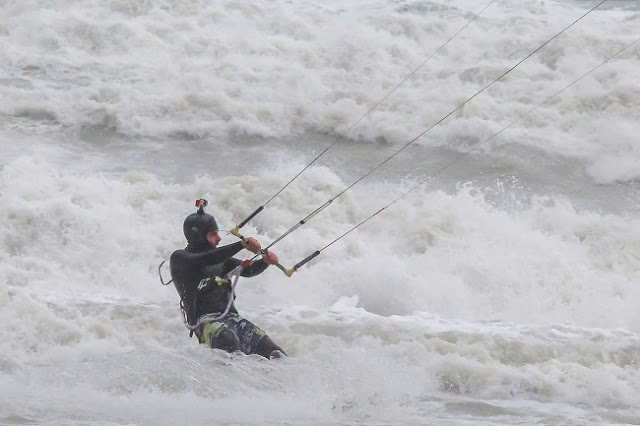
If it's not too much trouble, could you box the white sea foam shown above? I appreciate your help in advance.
[1,0,639,424]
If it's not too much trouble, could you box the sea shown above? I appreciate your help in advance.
[1,0,639,425]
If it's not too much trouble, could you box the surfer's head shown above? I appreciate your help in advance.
[183,199,219,248]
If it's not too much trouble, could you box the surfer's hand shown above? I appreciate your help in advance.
[241,237,261,254]
[261,250,279,265]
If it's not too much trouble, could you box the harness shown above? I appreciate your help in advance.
[159,258,250,335]
[184,262,245,332]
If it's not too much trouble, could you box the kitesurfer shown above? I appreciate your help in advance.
[169,200,286,359]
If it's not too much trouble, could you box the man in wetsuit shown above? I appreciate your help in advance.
[170,200,286,359]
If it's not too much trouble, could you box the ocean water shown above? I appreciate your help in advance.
[1,0,639,425]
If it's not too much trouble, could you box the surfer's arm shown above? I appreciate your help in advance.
[178,242,244,267]
[222,258,270,277]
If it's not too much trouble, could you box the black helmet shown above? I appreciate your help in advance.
[183,199,218,246]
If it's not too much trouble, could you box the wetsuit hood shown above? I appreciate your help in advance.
[183,211,218,251]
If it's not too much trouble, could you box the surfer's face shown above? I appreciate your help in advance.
[206,230,221,247]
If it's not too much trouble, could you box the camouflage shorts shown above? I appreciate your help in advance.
[197,313,267,355]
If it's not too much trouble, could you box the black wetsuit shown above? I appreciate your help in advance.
[170,241,285,358]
